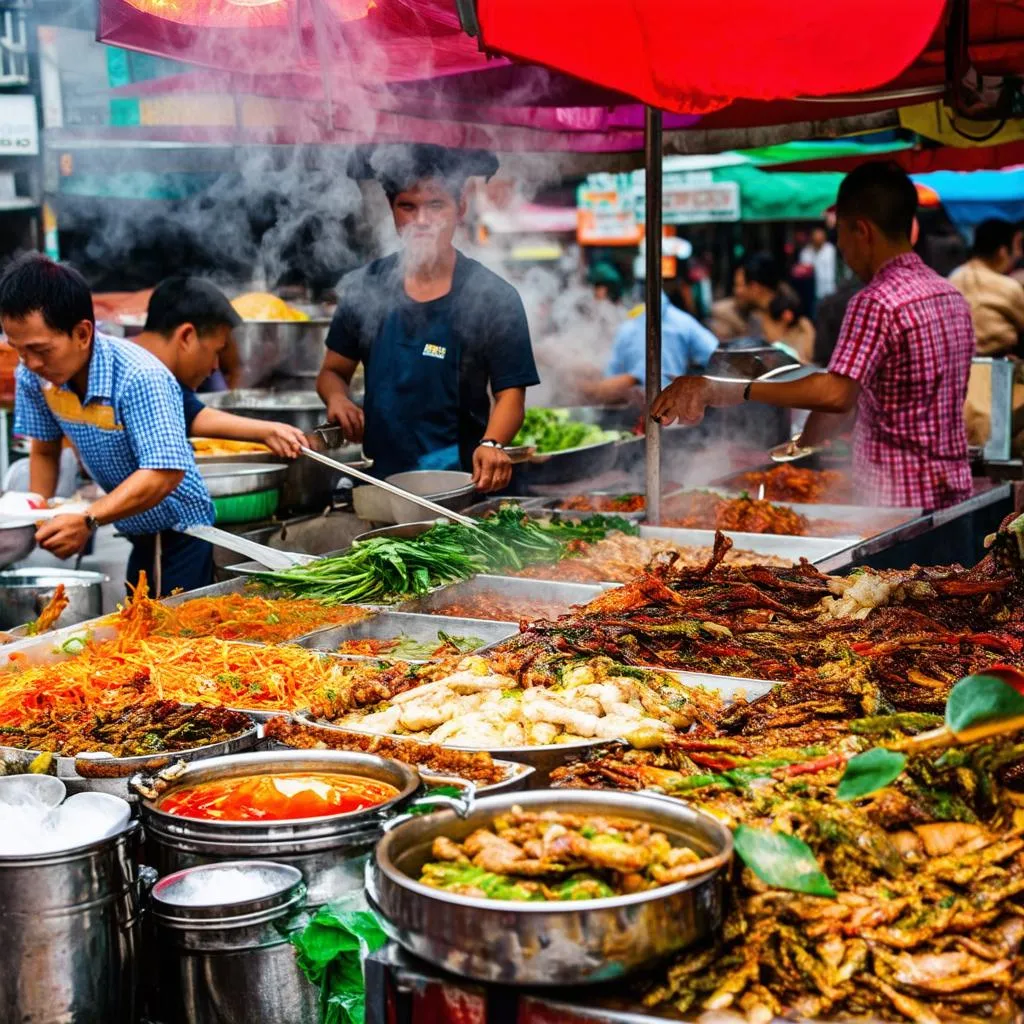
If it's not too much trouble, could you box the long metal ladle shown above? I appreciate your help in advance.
[299,447,479,528]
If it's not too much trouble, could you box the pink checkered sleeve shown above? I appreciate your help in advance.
[828,290,893,387]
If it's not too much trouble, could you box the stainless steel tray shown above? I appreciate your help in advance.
[401,574,613,620]
[290,712,609,788]
[464,496,550,518]
[638,525,855,565]
[0,724,259,798]
[293,611,517,654]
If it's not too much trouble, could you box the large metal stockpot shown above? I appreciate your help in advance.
[136,749,420,905]
[368,789,732,986]
[0,567,108,630]
[0,822,142,1024]
[148,861,318,1024]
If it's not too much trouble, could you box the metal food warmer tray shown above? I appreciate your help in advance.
[365,902,795,1024]
[292,611,519,656]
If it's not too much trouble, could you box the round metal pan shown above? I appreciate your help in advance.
[368,788,732,986]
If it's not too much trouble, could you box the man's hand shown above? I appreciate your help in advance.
[472,445,512,493]
[259,421,307,459]
[35,514,93,560]
[651,377,744,426]
[325,396,365,443]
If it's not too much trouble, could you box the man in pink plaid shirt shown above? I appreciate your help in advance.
[652,162,975,510]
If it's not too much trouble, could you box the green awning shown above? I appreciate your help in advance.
[710,164,844,221]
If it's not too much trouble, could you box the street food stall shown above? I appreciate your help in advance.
[5,1,1024,1023]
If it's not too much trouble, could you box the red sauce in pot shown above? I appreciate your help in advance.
[157,772,398,821]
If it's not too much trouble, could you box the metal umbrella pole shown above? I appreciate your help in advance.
[644,105,664,525]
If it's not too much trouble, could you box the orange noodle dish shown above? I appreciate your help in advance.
[113,572,369,644]
[157,772,399,821]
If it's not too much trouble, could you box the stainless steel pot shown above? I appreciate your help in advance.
[0,524,35,569]
[148,861,318,1024]
[368,789,732,986]
[0,568,108,630]
[384,470,477,525]
[0,822,142,1023]
[233,320,331,388]
[284,424,371,514]
[135,749,420,905]
[201,390,327,435]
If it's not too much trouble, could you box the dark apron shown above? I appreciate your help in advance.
[362,294,463,480]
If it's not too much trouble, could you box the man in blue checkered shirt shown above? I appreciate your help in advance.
[3,254,215,596]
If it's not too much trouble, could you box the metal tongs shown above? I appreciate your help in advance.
[299,447,479,528]
[177,524,317,570]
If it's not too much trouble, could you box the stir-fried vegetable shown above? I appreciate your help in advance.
[512,407,623,453]
[252,507,636,604]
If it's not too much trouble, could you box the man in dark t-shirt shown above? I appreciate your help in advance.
[317,145,539,491]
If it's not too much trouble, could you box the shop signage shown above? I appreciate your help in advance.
[0,95,38,156]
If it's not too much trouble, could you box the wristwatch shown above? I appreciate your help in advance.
[478,439,505,450]
[83,513,99,532]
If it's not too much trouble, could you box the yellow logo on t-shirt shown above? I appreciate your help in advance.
[43,388,122,431]
[422,344,447,360]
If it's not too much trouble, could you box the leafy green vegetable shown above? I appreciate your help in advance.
[251,506,634,604]
[389,632,484,660]
[408,785,464,814]
[733,824,836,897]
[420,862,542,901]
[291,899,388,1024]
[837,748,907,801]
[946,673,1024,735]
[512,407,624,453]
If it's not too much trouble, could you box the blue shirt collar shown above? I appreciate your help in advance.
[63,331,114,404]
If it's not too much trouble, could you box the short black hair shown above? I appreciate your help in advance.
[972,218,1018,260]
[743,252,782,291]
[836,161,918,241]
[366,144,499,204]
[0,253,94,334]
[767,290,803,323]
[144,276,241,336]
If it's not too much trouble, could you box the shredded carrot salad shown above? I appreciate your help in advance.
[115,573,368,644]
[0,636,395,722]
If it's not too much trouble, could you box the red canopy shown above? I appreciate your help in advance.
[473,0,948,114]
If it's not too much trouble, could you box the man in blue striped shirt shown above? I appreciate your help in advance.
[4,254,215,596]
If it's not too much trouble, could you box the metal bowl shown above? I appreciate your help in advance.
[197,462,289,498]
[233,320,331,388]
[136,749,421,906]
[201,390,327,435]
[368,788,732,986]
[0,568,109,631]
[384,471,477,525]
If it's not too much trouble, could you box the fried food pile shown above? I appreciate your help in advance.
[511,533,791,584]
[554,693,1024,1022]
[263,717,509,785]
[0,698,252,757]
[735,465,854,504]
[322,655,719,749]
[557,494,646,514]
[490,534,1024,708]
[419,806,707,901]
[661,491,812,536]
[420,590,575,624]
